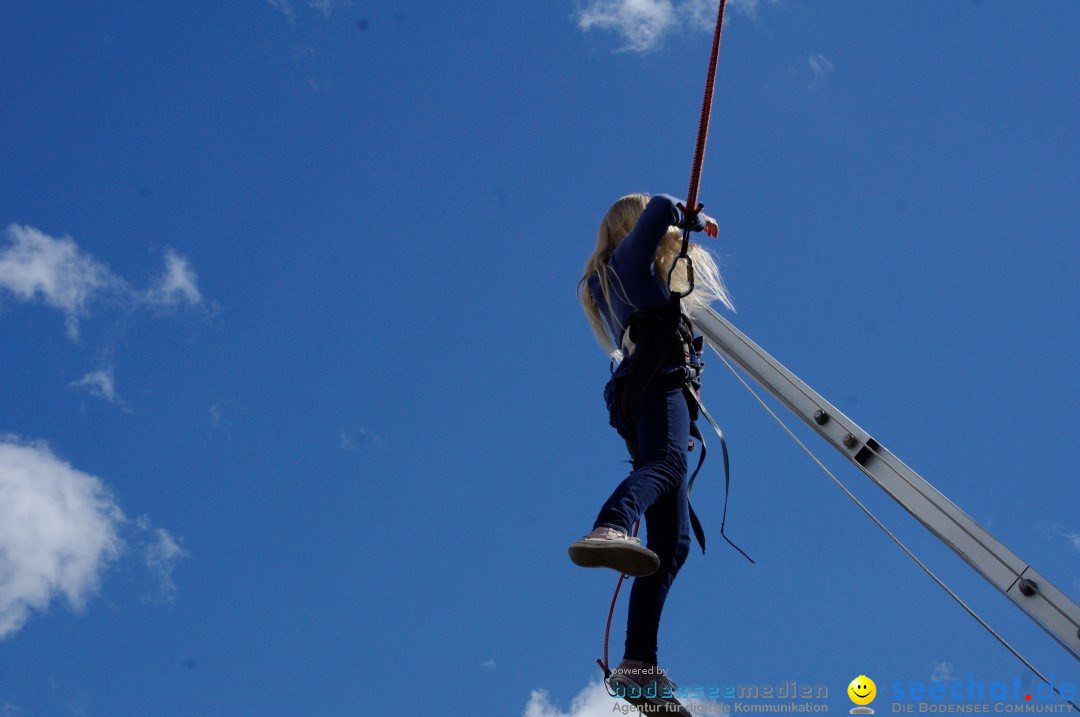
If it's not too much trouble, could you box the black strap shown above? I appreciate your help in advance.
[686,386,754,563]
[687,420,708,553]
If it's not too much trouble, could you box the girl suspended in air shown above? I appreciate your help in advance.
[570,193,733,712]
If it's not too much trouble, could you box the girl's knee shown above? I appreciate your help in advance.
[638,448,687,492]
[672,532,691,571]
[650,530,692,574]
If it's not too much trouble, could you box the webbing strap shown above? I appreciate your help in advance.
[686,388,754,563]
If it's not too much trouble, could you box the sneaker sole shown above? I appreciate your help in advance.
[567,540,660,577]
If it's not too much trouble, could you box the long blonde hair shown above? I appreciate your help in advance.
[577,193,735,357]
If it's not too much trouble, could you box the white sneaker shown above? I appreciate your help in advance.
[567,527,660,577]
[609,660,687,714]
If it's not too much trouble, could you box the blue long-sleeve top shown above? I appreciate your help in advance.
[587,194,696,346]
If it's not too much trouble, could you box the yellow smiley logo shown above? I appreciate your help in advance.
[848,675,876,706]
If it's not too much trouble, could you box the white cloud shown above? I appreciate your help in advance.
[340,426,373,451]
[0,224,123,339]
[70,366,123,405]
[1045,525,1080,554]
[0,436,124,639]
[577,0,676,53]
[141,524,187,603]
[144,249,201,307]
[308,0,338,17]
[209,403,226,428]
[931,661,959,683]
[682,0,721,29]
[726,0,779,19]
[208,400,240,442]
[576,0,777,51]
[808,53,835,88]
[524,682,617,717]
[482,659,496,670]
[0,438,188,637]
[267,0,295,20]
[268,0,340,21]
[0,224,203,339]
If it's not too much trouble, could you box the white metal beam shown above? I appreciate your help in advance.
[691,305,1080,661]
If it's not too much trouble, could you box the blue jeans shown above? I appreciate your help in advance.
[595,382,692,666]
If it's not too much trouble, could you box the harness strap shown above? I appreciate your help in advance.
[687,420,708,553]
[686,388,754,563]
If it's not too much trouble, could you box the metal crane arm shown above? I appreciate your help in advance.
[691,305,1080,661]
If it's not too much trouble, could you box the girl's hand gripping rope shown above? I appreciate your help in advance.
[703,214,718,238]
[677,202,719,238]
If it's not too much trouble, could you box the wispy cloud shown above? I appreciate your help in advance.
[308,0,339,18]
[136,519,187,603]
[70,365,124,406]
[727,0,778,19]
[576,0,676,53]
[0,436,124,639]
[575,0,777,52]
[144,249,201,307]
[1046,525,1080,554]
[208,400,241,442]
[808,52,835,88]
[340,425,374,451]
[931,661,959,683]
[0,224,203,340]
[0,225,122,339]
[267,0,295,20]
[209,401,232,429]
[267,0,340,21]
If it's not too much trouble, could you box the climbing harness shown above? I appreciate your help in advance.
[609,300,751,561]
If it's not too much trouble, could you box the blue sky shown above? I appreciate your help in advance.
[1,1,1078,715]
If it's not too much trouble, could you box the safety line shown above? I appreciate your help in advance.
[599,518,640,690]
[686,0,728,214]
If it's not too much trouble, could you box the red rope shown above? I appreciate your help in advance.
[598,520,639,679]
[685,0,728,216]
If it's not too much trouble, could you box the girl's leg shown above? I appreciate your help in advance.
[593,385,690,535]
[619,386,692,665]
[623,474,691,664]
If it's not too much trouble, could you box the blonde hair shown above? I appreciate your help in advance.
[577,193,735,357]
